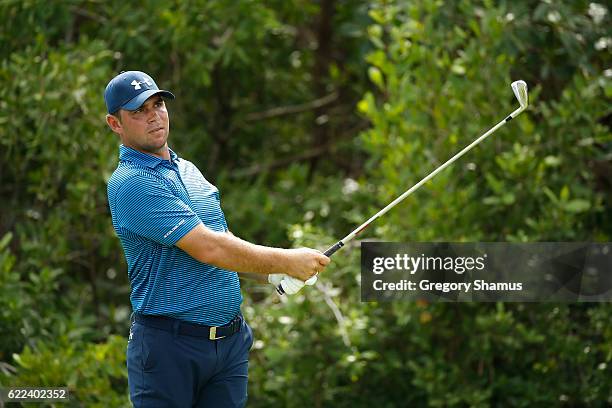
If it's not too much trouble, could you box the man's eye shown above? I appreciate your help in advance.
[155,101,163,107]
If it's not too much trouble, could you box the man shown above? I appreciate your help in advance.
[104,71,330,407]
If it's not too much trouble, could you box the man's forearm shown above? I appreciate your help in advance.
[208,231,292,275]
[177,224,292,275]
[228,230,271,280]
[177,223,328,281]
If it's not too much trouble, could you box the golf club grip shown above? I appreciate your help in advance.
[324,241,344,257]
[277,241,344,295]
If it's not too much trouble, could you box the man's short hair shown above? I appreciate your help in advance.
[110,110,122,122]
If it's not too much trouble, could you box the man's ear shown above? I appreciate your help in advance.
[106,113,122,135]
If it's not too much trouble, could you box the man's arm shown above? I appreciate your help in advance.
[176,224,329,281]
[112,174,326,282]
[226,230,268,283]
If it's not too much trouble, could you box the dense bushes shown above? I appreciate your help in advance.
[1,1,610,406]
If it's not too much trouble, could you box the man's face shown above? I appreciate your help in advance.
[106,95,170,157]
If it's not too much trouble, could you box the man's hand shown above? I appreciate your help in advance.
[268,274,318,295]
[284,248,330,281]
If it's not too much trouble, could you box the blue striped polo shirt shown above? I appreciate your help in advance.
[107,145,242,326]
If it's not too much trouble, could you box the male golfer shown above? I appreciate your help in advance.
[104,70,329,407]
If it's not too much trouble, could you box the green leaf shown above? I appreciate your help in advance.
[483,196,500,205]
[368,66,385,90]
[560,185,569,202]
[0,232,13,250]
[502,193,516,205]
[543,156,562,167]
[368,9,385,24]
[563,199,590,213]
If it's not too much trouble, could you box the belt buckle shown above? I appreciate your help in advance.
[209,326,226,340]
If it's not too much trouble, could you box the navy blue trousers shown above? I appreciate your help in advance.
[127,317,253,407]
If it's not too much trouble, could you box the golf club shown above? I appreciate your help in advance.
[277,80,529,295]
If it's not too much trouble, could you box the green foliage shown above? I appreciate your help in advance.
[1,0,611,406]
[358,0,611,243]
[0,38,126,351]
[245,228,612,407]
[7,335,129,407]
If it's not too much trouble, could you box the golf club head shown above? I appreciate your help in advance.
[511,80,528,109]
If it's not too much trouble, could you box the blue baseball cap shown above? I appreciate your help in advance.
[104,71,175,114]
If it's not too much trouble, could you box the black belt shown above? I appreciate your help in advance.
[134,313,242,340]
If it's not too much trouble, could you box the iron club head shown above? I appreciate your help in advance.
[511,80,528,109]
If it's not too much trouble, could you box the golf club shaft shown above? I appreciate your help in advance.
[323,105,525,257]
[277,102,526,295]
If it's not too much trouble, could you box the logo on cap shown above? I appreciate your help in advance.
[131,78,153,90]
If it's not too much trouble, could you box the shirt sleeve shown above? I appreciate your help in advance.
[114,174,202,246]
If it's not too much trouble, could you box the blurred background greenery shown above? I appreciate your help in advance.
[0,0,611,406]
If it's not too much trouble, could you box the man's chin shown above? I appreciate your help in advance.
[148,135,168,149]
[138,140,168,157]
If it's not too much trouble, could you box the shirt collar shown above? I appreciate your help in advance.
[169,148,178,163]
[119,145,179,169]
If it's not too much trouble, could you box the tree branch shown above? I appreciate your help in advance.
[230,120,368,178]
[230,144,330,178]
[317,280,351,348]
[244,92,338,122]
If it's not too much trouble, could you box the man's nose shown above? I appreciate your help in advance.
[147,108,161,122]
